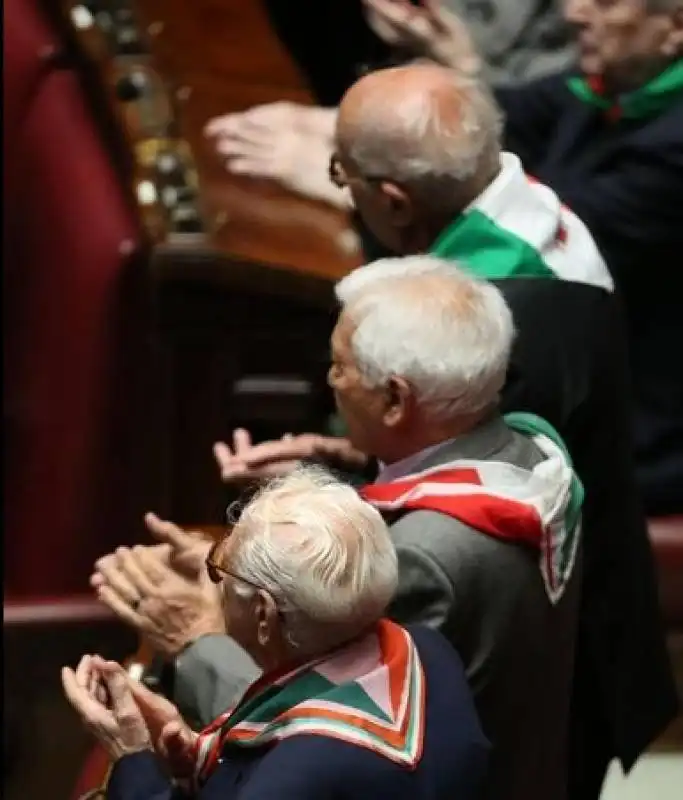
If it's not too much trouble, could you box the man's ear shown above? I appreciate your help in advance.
[380,182,414,227]
[255,589,279,645]
[383,376,414,428]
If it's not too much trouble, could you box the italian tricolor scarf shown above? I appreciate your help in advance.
[430,152,613,291]
[192,620,425,786]
[361,413,583,605]
[567,60,683,122]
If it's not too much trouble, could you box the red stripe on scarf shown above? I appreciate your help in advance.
[361,481,544,547]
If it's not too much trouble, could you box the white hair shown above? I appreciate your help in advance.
[342,66,502,205]
[230,465,398,651]
[335,256,515,419]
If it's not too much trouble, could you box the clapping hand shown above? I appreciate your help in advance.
[62,656,152,761]
[91,514,225,658]
[214,428,369,485]
[62,655,198,775]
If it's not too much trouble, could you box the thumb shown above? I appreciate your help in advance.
[145,512,192,552]
[127,679,181,729]
[160,720,197,777]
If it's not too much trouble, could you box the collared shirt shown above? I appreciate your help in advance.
[376,438,460,484]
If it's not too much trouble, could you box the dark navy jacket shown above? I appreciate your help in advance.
[490,73,682,781]
[107,625,489,800]
[354,72,681,782]
[498,71,683,515]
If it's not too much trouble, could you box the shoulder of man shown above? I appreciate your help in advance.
[389,507,537,580]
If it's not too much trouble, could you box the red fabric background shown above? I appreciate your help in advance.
[4,0,154,597]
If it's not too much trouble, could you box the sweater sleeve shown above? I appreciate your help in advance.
[172,635,260,728]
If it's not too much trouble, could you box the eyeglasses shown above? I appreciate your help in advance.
[205,536,264,592]
[329,153,347,189]
[329,153,388,190]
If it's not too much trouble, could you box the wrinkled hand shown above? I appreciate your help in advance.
[214,428,369,485]
[91,516,225,657]
[205,102,337,141]
[361,0,481,74]
[126,678,197,779]
[62,656,152,761]
[204,104,348,208]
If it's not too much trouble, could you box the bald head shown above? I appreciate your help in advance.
[337,64,502,209]
[334,255,515,420]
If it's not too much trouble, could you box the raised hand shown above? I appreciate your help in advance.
[62,657,152,760]
[204,104,347,207]
[214,429,369,486]
[205,102,336,142]
[91,532,225,657]
[361,0,481,74]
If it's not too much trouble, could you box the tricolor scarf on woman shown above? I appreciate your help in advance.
[567,60,683,122]
[361,413,583,605]
[192,620,425,787]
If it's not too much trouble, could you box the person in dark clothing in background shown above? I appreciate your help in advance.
[368,0,683,515]
[210,0,683,514]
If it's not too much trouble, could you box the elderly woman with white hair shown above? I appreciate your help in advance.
[63,467,488,800]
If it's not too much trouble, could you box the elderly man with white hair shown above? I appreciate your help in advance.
[95,259,585,800]
[64,466,488,799]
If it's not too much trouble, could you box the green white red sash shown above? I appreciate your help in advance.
[568,60,683,121]
[361,414,582,604]
[429,152,613,291]
[193,620,426,786]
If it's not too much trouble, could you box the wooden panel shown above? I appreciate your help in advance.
[58,0,361,287]
[154,278,335,525]
[47,1,350,525]
[3,605,135,800]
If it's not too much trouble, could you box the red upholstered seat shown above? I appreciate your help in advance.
[4,0,152,597]
[3,0,59,184]
[648,516,683,629]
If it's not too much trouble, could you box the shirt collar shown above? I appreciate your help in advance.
[375,438,460,484]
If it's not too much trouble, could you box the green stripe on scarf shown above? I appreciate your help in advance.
[504,411,584,576]
[224,670,393,732]
[568,60,683,120]
[430,208,556,280]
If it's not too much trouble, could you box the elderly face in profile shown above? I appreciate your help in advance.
[564,0,683,88]
[196,468,399,671]
[332,64,503,256]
